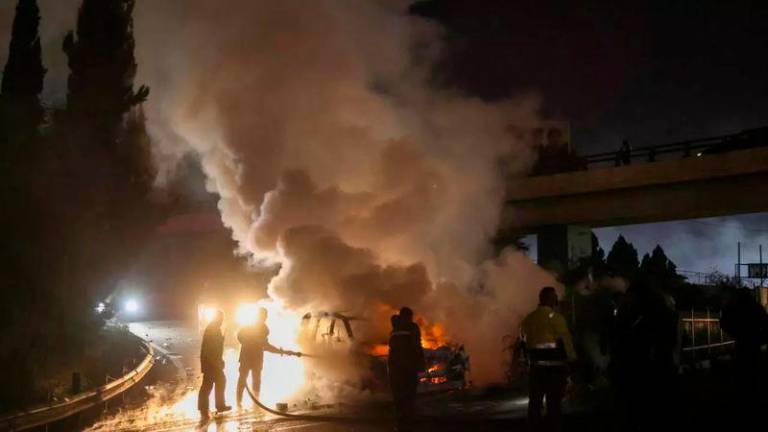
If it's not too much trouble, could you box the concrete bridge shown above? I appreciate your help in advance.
[501,132,768,274]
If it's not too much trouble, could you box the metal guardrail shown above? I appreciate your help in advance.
[584,126,768,167]
[677,270,711,286]
[0,339,154,431]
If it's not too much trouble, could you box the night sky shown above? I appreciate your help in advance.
[411,0,768,275]
[2,0,768,275]
[414,0,768,150]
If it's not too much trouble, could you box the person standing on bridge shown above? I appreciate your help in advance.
[521,287,576,432]
[198,310,231,419]
[235,307,291,408]
[616,139,632,166]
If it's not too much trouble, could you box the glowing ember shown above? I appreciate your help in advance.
[369,344,389,357]
[420,376,449,384]
[427,363,445,373]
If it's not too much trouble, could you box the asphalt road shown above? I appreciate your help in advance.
[84,320,543,432]
[90,319,761,432]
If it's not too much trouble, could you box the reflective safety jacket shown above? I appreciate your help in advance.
[521,306,576,366]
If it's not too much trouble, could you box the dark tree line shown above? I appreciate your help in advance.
[0,0,162,410]
[590,234,737,309]
[0,0,45,148]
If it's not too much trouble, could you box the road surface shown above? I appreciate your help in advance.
[83,320,543,432]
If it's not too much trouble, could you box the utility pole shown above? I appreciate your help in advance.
[736,241,741,284]
[759,245,764,289]
[759,244,764,304]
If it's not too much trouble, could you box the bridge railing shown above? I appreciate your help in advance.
[584,127,768,168]
[680,309,734,364]
[677,270,711,286]
[0,339,154,431]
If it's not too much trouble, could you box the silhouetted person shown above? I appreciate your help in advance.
[198,310,231,419]
[721,288,768,410]
[521,287,576,432]
[236,307,285,407]
[616,139,632,166]
[388,307,426,432]
[608,280,678,431]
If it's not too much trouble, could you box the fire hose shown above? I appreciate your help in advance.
[244,383,385,422]
[244,351,502,423]
[244,349,384,422]
[244,383,509,425]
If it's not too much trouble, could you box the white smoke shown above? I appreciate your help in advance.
[131,0,550,385]
[1,0,553,386]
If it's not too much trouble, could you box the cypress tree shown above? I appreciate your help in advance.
[62,0,149,143]
[0,0,46,146]
[640,245,684,291]
[606,235,640,279]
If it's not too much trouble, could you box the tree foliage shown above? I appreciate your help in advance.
[0,0,161,409]
[638,245,685,300]
[606,235,639,279]
[640,245,681,282]
[62,0,148,142]
[0,0,45,146]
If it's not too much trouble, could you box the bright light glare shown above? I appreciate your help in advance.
[86,300,308,428]
[198,305,218,325]
[95,302,106,314]
[258,300,306,406]
[235,303,261,326]
[125,299,140,313]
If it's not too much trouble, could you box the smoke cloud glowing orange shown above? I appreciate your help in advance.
[132,0,560,393]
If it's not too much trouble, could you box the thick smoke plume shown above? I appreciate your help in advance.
[131,0,553,385]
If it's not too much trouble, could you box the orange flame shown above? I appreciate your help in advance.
[369,344,389,357]
[418,320,448,349]
[365,304,451,355]
[420,375,449,384]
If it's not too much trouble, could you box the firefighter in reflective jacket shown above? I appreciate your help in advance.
[521,287,576,432]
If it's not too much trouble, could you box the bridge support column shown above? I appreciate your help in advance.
[536,225,593,278]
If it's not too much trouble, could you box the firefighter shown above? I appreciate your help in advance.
[388,307,426,432]
[235,307,288,407]
[521,287,576,432]
[198,309,231,419]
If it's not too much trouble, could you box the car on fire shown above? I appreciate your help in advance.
[299,311,470,393]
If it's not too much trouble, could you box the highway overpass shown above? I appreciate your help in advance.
[501,139,768,274]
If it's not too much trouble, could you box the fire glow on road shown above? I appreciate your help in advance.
[188,300,307,411]
[90,303,307,430]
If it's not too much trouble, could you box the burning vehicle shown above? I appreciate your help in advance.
[192,297,469,407]
[299,311,470,394]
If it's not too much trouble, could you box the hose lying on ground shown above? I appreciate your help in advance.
[244,383,515,424]
[244,384,388,422]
